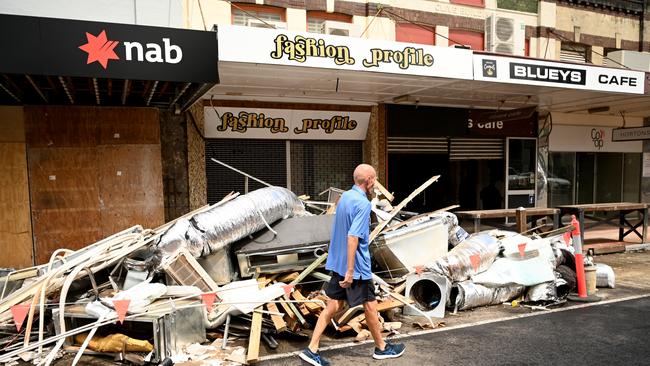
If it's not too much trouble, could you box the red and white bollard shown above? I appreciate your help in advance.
[571,215,588,298]
[568,215,600,302]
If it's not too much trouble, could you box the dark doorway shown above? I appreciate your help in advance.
[388,153,451,213]
[388,153,504,214]
[451,159,504,211]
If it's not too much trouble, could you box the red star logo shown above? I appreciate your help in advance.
[78,30,119,69]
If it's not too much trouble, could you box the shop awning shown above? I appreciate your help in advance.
[209,25,650,118]
[0,14,218,109]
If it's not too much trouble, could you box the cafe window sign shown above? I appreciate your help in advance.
[204,107,370,140]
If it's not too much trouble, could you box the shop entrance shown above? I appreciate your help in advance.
[388,153,504,213]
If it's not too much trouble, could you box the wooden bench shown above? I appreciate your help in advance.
[455,208,560,234]
[557,203,648,246]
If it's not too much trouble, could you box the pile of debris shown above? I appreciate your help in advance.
[0,176,616,365]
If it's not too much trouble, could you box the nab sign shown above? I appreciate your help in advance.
[0,14,217,83]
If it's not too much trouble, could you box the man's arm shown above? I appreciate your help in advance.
[340,235,359,288]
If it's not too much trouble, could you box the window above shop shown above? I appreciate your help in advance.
[560,42,591,64]
[449,29,484,51]
[306,11,354,36]
[395,23,435,46]
[231,3,286,29]
[449,0,485,7]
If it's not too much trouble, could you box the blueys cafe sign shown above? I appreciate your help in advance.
[474,54,645,95]
[204,107,370,140]
[217,25,474,80]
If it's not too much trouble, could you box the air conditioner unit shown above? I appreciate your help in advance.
[322,20,359,37]
[246,18,287,29]
[485,15,525,56]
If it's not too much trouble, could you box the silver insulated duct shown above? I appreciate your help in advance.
[449,280,524,311]
[425,232,501,283]
[156,187,307,258]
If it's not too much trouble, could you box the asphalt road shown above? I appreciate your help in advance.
[268,295,650,366]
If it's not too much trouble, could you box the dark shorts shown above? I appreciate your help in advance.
[325,272,376,307]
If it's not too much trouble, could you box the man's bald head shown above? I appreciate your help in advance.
[353,164,376,193]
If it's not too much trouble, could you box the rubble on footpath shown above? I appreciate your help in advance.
[0,176,616,365]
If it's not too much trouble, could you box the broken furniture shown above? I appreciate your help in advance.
[557,202,648,253]
[455,208,560,234]
[53,300,205,363]
[372,218,448,279]
[235,215,333,277]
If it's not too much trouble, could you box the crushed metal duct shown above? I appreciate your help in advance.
[449,280,524,311]
[156,187,307,258]
[425,232,501,282]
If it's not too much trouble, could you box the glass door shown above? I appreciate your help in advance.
[506,138,537,208]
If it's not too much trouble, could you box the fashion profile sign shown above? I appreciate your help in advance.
[0,14,217,83]
[217,25,474,80]
[474,54,645,94]
[204,107,370,140]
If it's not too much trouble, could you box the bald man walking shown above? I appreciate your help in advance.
[299,164,405,366]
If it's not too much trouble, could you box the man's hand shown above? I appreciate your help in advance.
[339,270,354,288]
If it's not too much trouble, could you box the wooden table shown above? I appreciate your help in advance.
[456,208,560,233]
[557,202,648,245]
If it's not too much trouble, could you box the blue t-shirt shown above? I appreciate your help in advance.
[325,185,372,280]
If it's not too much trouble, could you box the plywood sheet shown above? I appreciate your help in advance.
[28,147,101,264]
[0,143,33,268]
[0,107,25,143]
[98,107,159,145]
[25,106,98,147]
[98,145,164,236]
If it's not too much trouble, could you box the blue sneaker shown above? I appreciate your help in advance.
[299,348,330,366]
[373,342,406,359]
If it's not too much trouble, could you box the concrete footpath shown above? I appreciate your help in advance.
[261,249,650,365]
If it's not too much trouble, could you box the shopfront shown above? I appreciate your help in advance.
[386,104,538,212]
[548,125,643,207]
[202,102,371,201]
[208,24,650,215]
[0,14,217,266]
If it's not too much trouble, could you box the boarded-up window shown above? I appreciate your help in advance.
[449,29,484,51]
[395,23,435,45]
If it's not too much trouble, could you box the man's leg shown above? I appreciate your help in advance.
[363,300,386,351]
[308,299,343,352]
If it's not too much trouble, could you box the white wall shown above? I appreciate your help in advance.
[0,0,183,27]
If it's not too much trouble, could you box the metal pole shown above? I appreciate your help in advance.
[210,158,272,187]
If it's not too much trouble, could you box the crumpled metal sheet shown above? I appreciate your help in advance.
[156,187,306,258]
[430,212,468,247]
[525,281,558,302]
[449,280,524,311]
[425,232,501,282]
